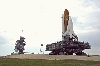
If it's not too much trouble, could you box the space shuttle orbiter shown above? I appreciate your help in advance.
[62,9,78,41]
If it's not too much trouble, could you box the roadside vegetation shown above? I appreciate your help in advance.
[0,58,100,66]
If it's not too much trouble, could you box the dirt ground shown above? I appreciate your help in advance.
[6,54,100,61]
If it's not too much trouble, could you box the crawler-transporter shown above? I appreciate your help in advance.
[45,9,91,55]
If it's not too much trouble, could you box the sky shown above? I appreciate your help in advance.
[0,0,100,56]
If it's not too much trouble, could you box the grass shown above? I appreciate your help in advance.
[0,58,100,66]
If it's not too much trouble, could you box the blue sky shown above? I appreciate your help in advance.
[0,0,100,56]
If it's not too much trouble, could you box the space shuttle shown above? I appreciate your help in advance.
[62,9,78,41]
[45,9,91,55]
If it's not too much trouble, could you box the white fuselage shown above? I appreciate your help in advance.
[62,14,77,41]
